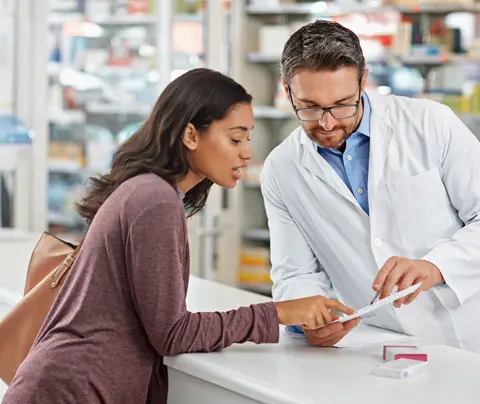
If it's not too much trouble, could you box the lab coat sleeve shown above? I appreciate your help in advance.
[260,157,333,302]
[422,104,480,309]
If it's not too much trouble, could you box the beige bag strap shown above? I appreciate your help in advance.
[51,238,85,289]
[71,238,84,259]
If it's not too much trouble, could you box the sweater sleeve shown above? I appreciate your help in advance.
[125,200,279,357]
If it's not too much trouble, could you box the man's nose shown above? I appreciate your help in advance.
[319,111,337,131]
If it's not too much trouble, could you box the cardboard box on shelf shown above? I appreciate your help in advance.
[250,0,295,6]
[391,22,412,54]
[471,84,480,112]
[48,142,85,167]
[238,247,272,290]
[383,0,417,5]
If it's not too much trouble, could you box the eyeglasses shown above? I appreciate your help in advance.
[288,83,361,122]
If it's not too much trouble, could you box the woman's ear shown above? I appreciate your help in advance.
[182,123,198,151]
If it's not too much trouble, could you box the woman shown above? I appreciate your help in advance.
[4,68,354,403]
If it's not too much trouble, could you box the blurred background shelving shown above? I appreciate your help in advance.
[2,0,480,299]
[44,0,207,238]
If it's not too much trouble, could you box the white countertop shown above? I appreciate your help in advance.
[165,276,480,404]
[0,230,41,296]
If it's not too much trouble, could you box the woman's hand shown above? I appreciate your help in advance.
[274,296,355,329]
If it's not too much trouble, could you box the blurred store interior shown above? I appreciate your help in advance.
[2,0,480,299]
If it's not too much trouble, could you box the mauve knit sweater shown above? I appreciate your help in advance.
[4,173,279,403]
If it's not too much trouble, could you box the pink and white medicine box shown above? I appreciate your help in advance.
[383,345,428,362]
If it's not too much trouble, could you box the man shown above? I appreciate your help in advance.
[260,20,480,352]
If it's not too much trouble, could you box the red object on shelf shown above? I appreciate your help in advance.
[64,88,79,110]
[358,34,393,48]
[127,0,149,14]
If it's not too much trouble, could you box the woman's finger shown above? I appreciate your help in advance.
[325,299,355,316]
[320,304,333,326]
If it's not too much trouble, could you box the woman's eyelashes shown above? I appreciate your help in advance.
[231,137,251,144]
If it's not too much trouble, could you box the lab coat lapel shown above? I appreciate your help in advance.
[300,131,359,206]
[367,93,394,209]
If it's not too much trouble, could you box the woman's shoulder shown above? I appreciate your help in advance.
[110,173,183,221]
[121,173,174,194]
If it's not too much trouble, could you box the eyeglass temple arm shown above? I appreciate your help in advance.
[287,85,297,110]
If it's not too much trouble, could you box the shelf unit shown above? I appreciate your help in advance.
[247,51,480,65]
[42,0,210,239]
[42,1,241,282]
[225,0,480,295]
[246,2,480,16]
[243,228,270,242]
[48,13,157,26]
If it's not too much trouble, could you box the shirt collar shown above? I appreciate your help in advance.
[177,186,185,201]
[355,92,371,138]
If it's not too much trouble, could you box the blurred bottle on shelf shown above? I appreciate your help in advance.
[238,246,272,296]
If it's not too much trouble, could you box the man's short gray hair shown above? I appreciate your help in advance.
[280,20,366,84]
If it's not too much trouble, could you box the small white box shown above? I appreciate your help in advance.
[372,358,428,379]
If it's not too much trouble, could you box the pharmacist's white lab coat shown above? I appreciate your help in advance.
[260,89,480,352]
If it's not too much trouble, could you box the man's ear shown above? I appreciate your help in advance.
[182,123,198,151]
[281,78,289,98]
[361,68,369,95]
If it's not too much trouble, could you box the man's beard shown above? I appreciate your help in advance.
[306,125,351,150]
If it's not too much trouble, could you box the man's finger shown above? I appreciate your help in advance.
[314,326,348,346]
[319,331,348,347]
[380,263,406,299]
[306,322,343,339]
[319,321,358,346]
[373,256,399,291]
[395,271,418,307]
[342,317,360,331]
[404,279,425,305]
[306,319,358,346]
[305,328,341,346]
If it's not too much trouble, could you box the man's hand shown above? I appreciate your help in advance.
[373,257,445,307]
[303,317,360,347]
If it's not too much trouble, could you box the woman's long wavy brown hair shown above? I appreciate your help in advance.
[77,68,253,224]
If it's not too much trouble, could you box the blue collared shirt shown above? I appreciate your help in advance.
[316,94,371,215]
